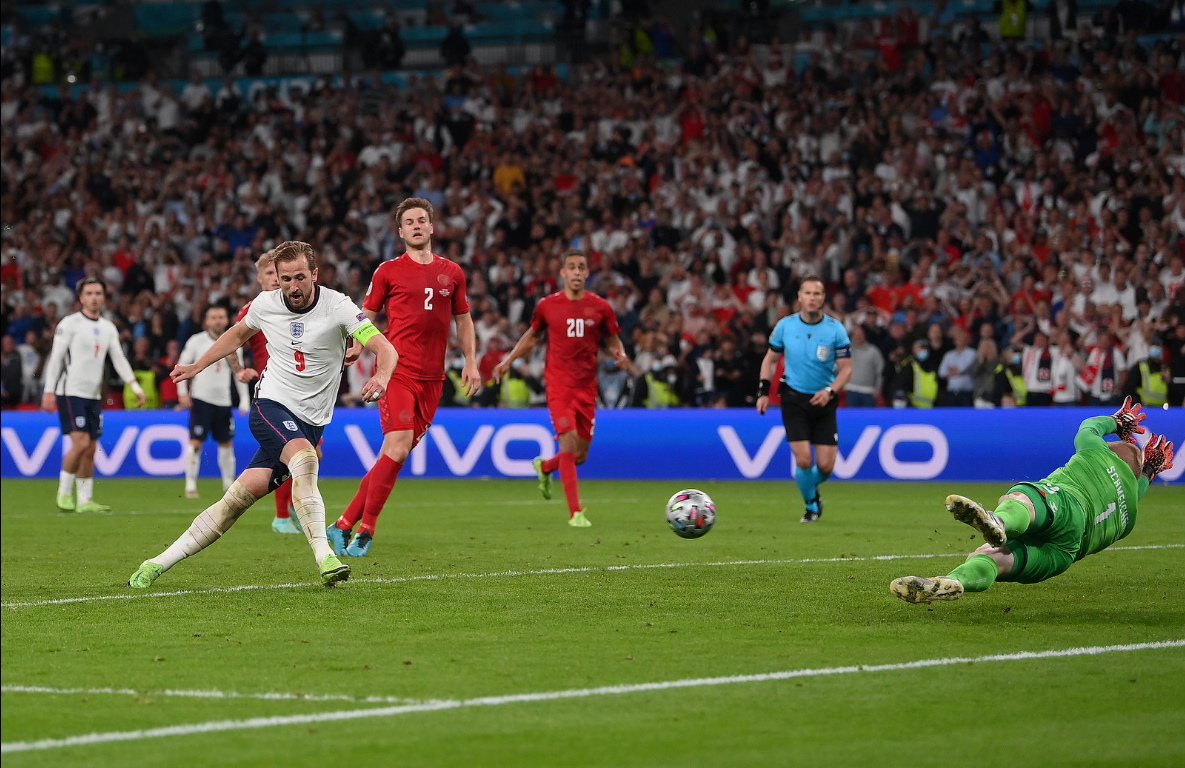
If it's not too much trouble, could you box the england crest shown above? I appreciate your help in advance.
[290,322,304,339]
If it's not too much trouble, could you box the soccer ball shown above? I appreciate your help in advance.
[666,489,716,539]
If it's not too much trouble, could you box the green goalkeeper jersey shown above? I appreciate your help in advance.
[1039,416,1149,559]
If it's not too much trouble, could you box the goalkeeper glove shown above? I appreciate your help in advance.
[1110,395,1147,441]
[1141,433,1175,481]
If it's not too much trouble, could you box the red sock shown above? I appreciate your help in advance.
[557,451,581,515]
[274,478,293,518]
[359,455,402,534]
[541,455,560,474]
[338,469,372,530]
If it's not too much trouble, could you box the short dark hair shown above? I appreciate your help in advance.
[562,248,587,264]
[799,276,825,292]
[76,277,107,297]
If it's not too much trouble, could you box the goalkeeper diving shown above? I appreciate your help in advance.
[892,397,1176,604]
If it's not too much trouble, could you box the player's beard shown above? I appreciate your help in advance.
[286,286,312,309]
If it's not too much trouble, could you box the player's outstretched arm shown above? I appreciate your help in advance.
[1141,433,1175,481]
[492,325,540,384]
[755,347,782,415]
[172,321,257,384]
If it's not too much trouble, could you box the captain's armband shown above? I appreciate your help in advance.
[351,321,381,345]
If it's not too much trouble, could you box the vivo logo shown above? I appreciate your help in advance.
[718,425,950,480]
[2,425,191,477]
[344,424,555,477]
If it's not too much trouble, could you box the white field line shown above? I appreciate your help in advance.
[0,686,413,705]
[3,640,1182,754]
[0,498,645,519]
[4,544,1182,611]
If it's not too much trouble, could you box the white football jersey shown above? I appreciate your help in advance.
[177,331,248,408]
[42,312,136,400]
[245,286,371,425]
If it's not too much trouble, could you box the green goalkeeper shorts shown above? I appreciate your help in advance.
[997,482,1086,584]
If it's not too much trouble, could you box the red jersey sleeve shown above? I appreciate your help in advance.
[362,263,390,314]
[450,262,471,315]
[530,295,552,334]
[599,296,622,337]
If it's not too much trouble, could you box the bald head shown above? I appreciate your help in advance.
[1108,441,1142,479]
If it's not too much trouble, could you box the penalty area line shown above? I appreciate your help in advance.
[3,544,1181,610]
[3,640,1182,754]
[0,685,415,705]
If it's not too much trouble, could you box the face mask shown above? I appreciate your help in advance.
[667,374,678,384]
[1148,346,1162,362]
[1011,353,1022,365]
[915,350,929,362]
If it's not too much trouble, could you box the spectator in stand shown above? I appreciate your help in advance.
[845,324,884,408]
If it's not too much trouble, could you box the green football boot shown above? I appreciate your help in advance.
[56,493,76,512]
[532,456,552,500]
[76,501,112,514]
[568,510,592,528]
[128,561,164,589]
[320,554,351,587]
[890,576,964,604]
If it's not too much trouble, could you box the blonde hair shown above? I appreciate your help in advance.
[255,249,277,272]
[270,241,317,272]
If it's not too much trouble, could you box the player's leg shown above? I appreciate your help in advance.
[947,485,1051,547]
[75,402,108,513]
[129,466,271,588]
[55,397,82,510]
[184,439,203,498]
[891,544,1015,604]
[781,391,821,521]
[346,428,414,556]
[801,394,840,522]
[214,406,236,492]
[558,430,593,527]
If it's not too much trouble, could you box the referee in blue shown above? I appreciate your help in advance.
[756,277,852,522]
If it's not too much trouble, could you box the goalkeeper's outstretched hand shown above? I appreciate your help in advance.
[1141,433,1175,480]
[1111,395,1147,440]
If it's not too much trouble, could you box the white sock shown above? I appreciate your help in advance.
[58,471,75,497]
[185,443,201,492]
[155,482,258,571]
[217,444,236,492]
[76,477,94,505]
[289,448,333,563]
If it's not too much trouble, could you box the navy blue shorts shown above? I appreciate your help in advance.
[57,395,103,439]
[190,399,235,444]
[248,399,324,492]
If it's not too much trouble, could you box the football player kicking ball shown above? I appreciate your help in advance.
[327,198,481,557]
[129,242,395,589]
[493,249,630,527]
[891,397,1175,604]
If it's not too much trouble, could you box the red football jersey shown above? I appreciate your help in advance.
[364,254,470,381]
[530,291,621,392]
[236,300,269,370]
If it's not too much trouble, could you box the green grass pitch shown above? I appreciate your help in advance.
[2,477,1183,767]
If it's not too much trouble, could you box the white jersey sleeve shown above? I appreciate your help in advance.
[250,287,363,425]
[178,332,238,407]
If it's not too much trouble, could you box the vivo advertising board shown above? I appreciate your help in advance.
[3,408,1182,484]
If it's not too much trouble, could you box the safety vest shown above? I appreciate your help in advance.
[909,361,938,408]
[446,370,470,406]
[500,376,531,408]
[999,0,1027,38]
[124,370,160,410]
[1000,365,1027,406]
[1137,362,1167,407]
[644,374,679,409]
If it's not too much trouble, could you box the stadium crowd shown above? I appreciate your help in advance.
[2,4,1185,413]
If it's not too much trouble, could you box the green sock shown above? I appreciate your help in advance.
[947,554,998,593]
[994,498,1032,537]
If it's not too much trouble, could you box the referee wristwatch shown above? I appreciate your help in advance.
[824,386,835,399]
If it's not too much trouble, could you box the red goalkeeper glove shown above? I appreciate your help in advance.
[1111,395,1147,441]
[1141,433,1175,481]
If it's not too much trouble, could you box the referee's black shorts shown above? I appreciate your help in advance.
[779,384,839,446]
